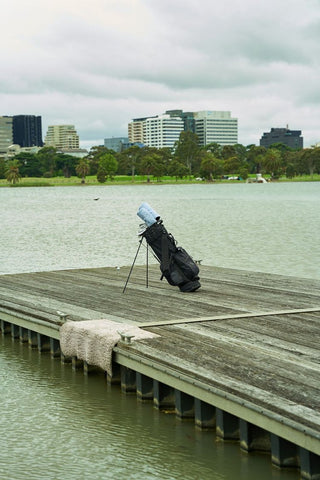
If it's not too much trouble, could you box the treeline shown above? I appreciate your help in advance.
[1,132,320,184]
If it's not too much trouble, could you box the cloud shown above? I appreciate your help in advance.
[1,0,320,148]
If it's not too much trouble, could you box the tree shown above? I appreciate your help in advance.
[55,153,78,177]
[0,158,5,179]
[36,146,57,177]
[15,152,42,177]
[221,145,237,160]
[283,150,300,178]
[167,159,189,181]
[174,131,200,174]
[311,147,320,173]
[87,146,110,175]
[220,144,248,177]
[238,165,250,180]
[97,153,118,182]
[246,145,267,174]
[140,153,159,182]
[97,165,107,183]
[157,147,172,173]
[6,160,21,184]
[232,143,248,163]
[223,156,242,176]
[261,148,283,179]
[151,155,165,181]
[76,158,90,184]
[204,142,222,158]
[268,142,295,154]
[117,145,142,179]
[200,152,223,181]
[285,163,297,179]
[298,148,317,177]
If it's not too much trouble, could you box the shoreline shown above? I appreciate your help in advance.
[1,174,320,187]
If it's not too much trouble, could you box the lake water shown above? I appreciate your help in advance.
[0,182,319,279]
[0,182,319,480]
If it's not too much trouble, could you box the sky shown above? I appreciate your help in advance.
[1,0,320,150]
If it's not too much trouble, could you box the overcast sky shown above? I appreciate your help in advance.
[1,0,319,149]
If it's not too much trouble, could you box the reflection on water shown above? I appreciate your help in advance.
[0,182,319,279]
[0,336,298,480]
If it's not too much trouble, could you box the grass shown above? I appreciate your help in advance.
[277,174,320,182]
[0,173,319,187]
[0,175,203,187]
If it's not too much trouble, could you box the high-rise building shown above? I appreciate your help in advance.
[0,116,13,154]
[194,111,238,146]
[128,116,156,144]
[45,125,80,149]
[128,109,238,148]
[12,115,43,147]
[143,114,184,149]
[165,110,195,133]
[129,113,185,147]
[260,128,303,149]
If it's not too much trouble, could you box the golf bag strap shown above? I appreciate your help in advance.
[160,232,171,279]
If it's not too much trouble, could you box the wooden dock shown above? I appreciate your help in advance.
[1,265,320,479]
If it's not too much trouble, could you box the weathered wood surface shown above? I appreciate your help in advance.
[1,265,320,432]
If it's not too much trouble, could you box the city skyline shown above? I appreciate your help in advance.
[1,0,319,150]
[0,111,310,153]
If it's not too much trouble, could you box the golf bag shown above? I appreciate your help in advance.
[137,203,201,292]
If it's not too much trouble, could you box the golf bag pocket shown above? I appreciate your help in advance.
[172,248,199,281]
[161,247,199,287]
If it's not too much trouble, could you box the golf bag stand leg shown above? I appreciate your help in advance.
[122,237,149,293]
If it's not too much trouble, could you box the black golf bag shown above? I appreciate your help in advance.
[142,221,201,292]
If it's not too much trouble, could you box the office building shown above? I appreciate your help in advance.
[104,137,130,153]
[260,127,303,149]
[12,115,43,147]
[164,110,196,133]
[128,118,148,144]
[0,116,13,154]
[143,114,184,149]
[194,111,238,146]
[129,113,184,147]
[128,109,238,148]
[45,125,79,149]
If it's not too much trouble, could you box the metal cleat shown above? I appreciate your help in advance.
[117,331,135,344]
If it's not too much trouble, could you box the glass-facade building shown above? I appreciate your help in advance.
[260,128,303,149]
[104,137,131,152]
[13,115,43,147]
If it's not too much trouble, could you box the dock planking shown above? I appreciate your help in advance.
[1,265,320,456]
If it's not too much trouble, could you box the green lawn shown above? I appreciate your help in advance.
[0,173,319,187]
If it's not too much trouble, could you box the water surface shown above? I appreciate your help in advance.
[1,182,319,279]
[0,335,298,480]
